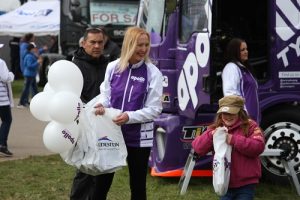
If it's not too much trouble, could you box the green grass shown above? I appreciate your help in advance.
[12,79,25,99]
[9,81,300,200]
[11,79,44,99]
[0,155,299,200]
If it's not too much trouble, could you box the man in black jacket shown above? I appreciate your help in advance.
[70,27,113,200]
[9,37,21,79]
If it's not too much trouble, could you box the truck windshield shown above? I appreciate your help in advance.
[89,0,139,26]
[180,0,209,42]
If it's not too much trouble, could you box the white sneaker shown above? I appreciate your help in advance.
[17,104,27,109]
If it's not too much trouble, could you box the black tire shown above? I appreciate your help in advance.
[260,104,300,184]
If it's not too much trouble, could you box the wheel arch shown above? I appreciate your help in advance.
[260,94,300,117]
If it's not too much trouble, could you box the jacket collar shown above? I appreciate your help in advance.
[130,60,144,69]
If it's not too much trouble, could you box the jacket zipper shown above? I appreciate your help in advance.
[121,68,132,111]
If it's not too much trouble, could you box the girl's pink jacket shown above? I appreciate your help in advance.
[192,119,265,188]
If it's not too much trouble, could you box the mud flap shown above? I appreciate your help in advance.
[178,149,196,195]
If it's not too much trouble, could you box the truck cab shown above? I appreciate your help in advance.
[137,0,300,183]
[39,0,140,86]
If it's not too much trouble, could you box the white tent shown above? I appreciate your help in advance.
[0,0,60,36]
[0,0,20,14]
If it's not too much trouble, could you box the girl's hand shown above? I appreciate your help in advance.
[94,103,105,115]
[113,113,129,126]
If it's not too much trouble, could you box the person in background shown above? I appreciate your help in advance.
[0,43,15,157]
[70,27,110,200]
[49,35,58,53]
[78,36,84,48]
[99,26,121,62]
[18,43,42,108]
[192,95,265,200]
[9,37,21,79]
[19,33,47,74]
[222,38,260,122]
[94,26,163,200]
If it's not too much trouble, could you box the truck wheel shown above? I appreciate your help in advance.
[260,105,300,184]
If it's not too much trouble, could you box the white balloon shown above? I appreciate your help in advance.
[49,91,83,124]
[48,60,83,96]
[43,82,54,93]
[43,121,79,153]
[30,91,54,121]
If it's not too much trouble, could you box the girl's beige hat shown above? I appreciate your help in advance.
[217,95,245,114]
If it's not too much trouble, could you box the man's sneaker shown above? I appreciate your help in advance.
[17,104,27,109]
[0,147,13,157]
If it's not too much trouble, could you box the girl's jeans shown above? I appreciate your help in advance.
[220,184,256,200]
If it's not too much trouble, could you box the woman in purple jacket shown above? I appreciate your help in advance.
[222,38,260,123]
[94,27,163,200]
[192,95,265,200]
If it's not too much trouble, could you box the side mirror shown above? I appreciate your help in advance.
[70,0,81,22]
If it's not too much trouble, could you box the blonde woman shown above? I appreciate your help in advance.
[95,26,163,200]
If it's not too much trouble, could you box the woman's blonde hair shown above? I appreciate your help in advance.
[209,109,250,135]
[117,26,151,72]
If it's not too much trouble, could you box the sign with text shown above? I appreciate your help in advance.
[90,2,138,26]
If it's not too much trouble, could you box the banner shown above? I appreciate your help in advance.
[0,0,60,36]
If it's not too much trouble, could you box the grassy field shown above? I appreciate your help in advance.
[7,80,300,200]
[0,155,299,200]
[11,79,25,99]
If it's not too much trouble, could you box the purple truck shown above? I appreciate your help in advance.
[137,0,300,183]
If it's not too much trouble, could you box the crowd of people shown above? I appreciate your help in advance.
[0,25,264,199]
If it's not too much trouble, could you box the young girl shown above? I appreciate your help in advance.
[192,95,265,200]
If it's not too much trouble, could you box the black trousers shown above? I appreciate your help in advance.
[70,171,114,200]
[69,146,151,200]
[0,105,12,147]
[127,146,151,200]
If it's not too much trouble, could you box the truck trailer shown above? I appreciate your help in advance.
[137,0,300,184]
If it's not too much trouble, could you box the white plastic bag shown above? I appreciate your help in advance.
[60,96,127,175]
[212,127,232,196]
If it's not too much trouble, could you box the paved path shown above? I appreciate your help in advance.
[0,100,54,162]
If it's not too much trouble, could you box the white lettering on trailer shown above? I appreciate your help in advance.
[195,33,210,68]
[277,36,300,67]
[178,33,210,111]
[178,53,198,110]
[163,76,168,87]
[275,0,300,67]
[275,0,299,42]
[279,71,300,78]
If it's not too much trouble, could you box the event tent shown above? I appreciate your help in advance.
[0,0,60,37]
[0,0,20,15]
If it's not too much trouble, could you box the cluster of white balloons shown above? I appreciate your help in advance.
[30,60,84,153]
